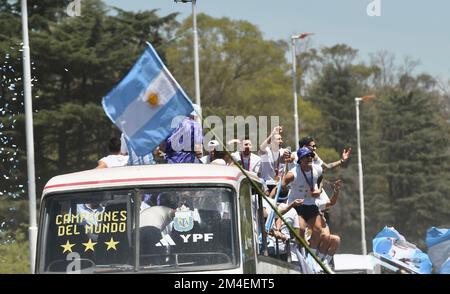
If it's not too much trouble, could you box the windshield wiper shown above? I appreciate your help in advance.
[94,264,135,273]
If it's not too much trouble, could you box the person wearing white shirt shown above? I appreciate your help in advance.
[200,140,220,164]
[293,136,352,173]
[96,137,129,168]
[258,126,292,192]
[230,137,262,175]
[271,147,325,263]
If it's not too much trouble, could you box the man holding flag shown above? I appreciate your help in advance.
[163,104,203,163]
[102,42,195,159]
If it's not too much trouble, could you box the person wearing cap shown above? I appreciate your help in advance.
[230,137,262,175]
[200,140,220,164]
[271,147,325,264]
[163,104,203,163]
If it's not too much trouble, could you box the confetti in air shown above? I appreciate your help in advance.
[0,46,36,243]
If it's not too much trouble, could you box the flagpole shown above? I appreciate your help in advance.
[20,0,38,273]
[192,0,201,117]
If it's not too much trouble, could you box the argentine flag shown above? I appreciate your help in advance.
[426,227,450,274]
[373,226,432,274]
[102,42,194,156]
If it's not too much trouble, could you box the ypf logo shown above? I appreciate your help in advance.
[66,0,82,17]
[366,0,381,17]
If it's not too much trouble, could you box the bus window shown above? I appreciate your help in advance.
[139,187,238,272]
[38,191,134,273]
[38,186,238,273]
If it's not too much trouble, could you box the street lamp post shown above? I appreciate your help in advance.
[20,0,38,273]
[174,0,201,118]
[291,33,312,150]
[355,95,375,256]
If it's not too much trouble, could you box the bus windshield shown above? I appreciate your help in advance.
[38,186,238,273]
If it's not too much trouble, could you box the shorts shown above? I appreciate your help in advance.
[294,205,320,222]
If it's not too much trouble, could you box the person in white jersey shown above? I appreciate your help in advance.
[297,137,349,270]
[272,147,324,260]
[96,137,129,168]
[230,136,262,175]
[259,126,292,193]
[200,140,220,164]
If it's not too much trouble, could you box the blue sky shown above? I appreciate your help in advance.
[104,0,450,79]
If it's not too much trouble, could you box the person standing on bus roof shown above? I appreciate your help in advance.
[200,140,220,163]
[259,126,292,193]
[96,137,129,168]
[230,137,262,175]
[294,136,352,173]
[164,104,203,163]
[272,147,324,259]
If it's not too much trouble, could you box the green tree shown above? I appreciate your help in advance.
[166,14,322,147]
[365,78,450,247]
[0,228,30,273]
[8,0,180,194]
[1,0,180,272]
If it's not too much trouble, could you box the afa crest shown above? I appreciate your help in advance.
[173,205,194,232]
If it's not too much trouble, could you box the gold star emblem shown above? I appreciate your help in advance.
[61,240,75,254]
[82,238,97,252]
[147,92,159,106]
[104,237,119,251]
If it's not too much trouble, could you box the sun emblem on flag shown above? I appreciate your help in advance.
[147,92,159,106]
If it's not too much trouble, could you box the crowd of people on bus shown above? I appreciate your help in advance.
[95,105,352,273]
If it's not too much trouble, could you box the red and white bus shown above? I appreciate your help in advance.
[36,164,304,274]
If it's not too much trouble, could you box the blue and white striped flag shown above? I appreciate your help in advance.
[426,227,450,274]
[373,226,432,274]
[102,42,194,156]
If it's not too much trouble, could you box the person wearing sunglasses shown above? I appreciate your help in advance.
[270,147,324,269]
[296,137,351,173]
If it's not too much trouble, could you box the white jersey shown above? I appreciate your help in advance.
[98,154,129,168]
[231,152,262,174]
[315,190,330,211]
[313,157,324,174]
[200,155,212,164]
[287,164,322,206]
[139,206,173,230]
[259,146,288,185]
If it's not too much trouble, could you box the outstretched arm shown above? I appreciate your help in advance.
[259,126,282,154]
[322,147,352,171]
[326,179,343,209]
